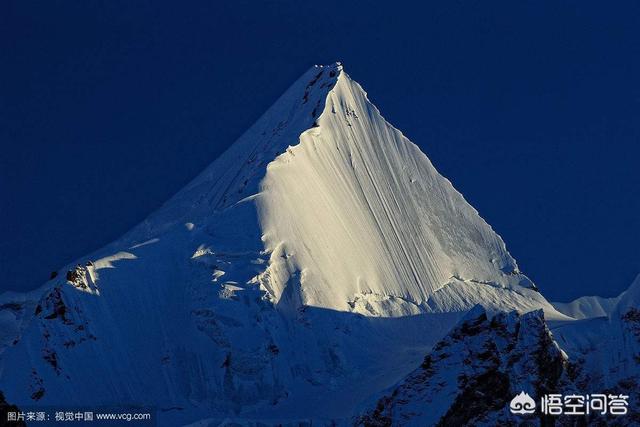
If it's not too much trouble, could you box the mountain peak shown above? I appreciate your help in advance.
[82,62,560,318]
[255,65,559,316]
[0,65,568,423]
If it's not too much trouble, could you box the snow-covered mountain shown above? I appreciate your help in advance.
[361,275,640,426]
[0,63,636,426]
[356,306,573,426]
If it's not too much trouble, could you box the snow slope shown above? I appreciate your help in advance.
[552,294,623,320]
[257,68,557,316]
[0,63,571,425]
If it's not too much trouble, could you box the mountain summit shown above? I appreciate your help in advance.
[134,62,559,319]
[0,64,633,426]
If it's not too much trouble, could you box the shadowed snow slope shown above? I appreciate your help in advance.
[0,63,568,425]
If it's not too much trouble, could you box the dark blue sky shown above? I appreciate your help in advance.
[1,1,638,301]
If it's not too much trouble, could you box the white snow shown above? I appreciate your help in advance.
[552,293,623,319]
[256,66,563,319]
[0,63,604,425]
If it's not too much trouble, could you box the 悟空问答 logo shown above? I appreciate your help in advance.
[510,391,536,415]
